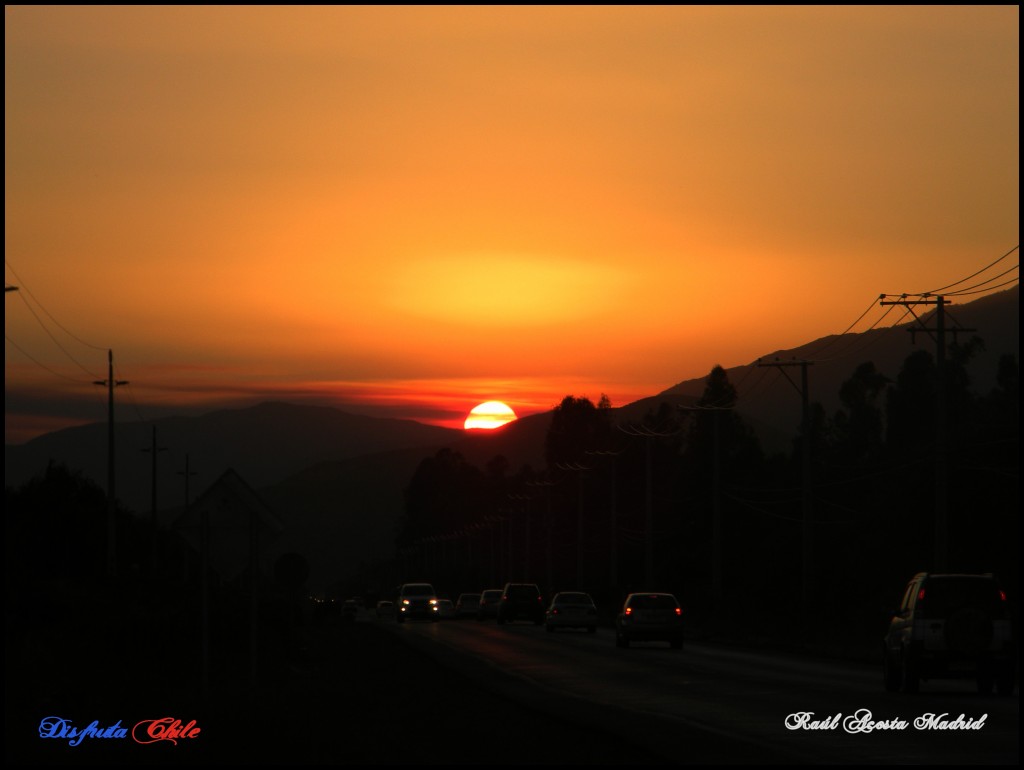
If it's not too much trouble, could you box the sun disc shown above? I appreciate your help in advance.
[464,401,517,430]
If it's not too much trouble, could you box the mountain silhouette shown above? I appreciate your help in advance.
[4,401,460,515]
[5,286,1017,591]
[618,285,1019,452]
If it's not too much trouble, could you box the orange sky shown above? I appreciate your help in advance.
[4,6,1019,443]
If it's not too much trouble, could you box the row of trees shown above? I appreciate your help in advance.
[394,344,1018,642]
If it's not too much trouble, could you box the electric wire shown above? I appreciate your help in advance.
[814,305,915,366]
[946,276,1020,297]
[924,245,1019,294]
[5,260,106,351]
[736,366,783,406]
[5,334,91,384]
[941,263,1019,296]
[722,492,801,523]
[811,303,902,364]
[807,295,884,359]
[9,291,103,380]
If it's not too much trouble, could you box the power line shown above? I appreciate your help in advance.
[738,366,782,406]
[947,276,1019,297]
[811,302,901,363]
[9,291,102,379]
[943,263,1018,296]
[814,304,915,366]
[807,295,885,359]
[924,245,1019,294]
[5,334,93,384]
[722,492,801,523]
[5,259,106,351]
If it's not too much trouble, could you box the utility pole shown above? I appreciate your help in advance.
[94,349,128,578]
[586,448,624,598]
[757,357,813,614]
[509,492,533,578]
[177,454,205,695]
[678,405,733,603]
[880,293,974,571]
[141,425,168,577]
[618,422,680,589]
[526,478,556,593]
[556,462,591,589]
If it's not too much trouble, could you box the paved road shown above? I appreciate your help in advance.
[11,614,683,765]
[390,616,1018,766]
[12,608,1015,765]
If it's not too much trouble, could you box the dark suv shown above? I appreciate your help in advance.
[395,582,439,623]
[497,583,544,625]
[883,572,1016,695]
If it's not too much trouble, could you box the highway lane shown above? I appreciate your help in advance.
[382,617,1018,765]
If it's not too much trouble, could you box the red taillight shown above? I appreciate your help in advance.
[552,608,560,615]
[625,607,633,615]
[675,607,682,616]
[917,588,926,602]
[999,590,1007,601]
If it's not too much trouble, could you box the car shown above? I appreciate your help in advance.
[436,598,456,619]
[312,595,341,623]
[545,592,598,633]
[615,592,683,649]
[376,600,395,619]
[882,572,1016,695]
[477,589,503,621]
[455,593,481,618]
[341,599,360,622]
[396,582,440,623]
[497,583,544,625]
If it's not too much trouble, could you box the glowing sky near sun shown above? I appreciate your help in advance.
[4,6,1019,442]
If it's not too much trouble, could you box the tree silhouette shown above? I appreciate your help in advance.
[831,361,889,463]
[399,448,486,546]
[544,395,613,468]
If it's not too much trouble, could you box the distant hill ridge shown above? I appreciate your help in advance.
[5,286,1016,590]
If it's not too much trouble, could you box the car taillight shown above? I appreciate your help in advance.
[999,590,1007,602]
[552,608,560,615]
[675,607,682,616]
[625,607,633,616]
[917,588,926,602]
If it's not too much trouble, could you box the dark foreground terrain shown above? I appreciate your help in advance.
[9,610,688,766]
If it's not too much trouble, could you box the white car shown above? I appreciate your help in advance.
[545,592,598,633]
[615,592,683,649]
[477,589,503,621]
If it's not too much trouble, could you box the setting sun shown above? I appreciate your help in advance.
[464,401,517,431]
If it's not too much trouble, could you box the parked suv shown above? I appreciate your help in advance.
[395,582,439,623]
[497,583,544,625]
[883,572,1016,695]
